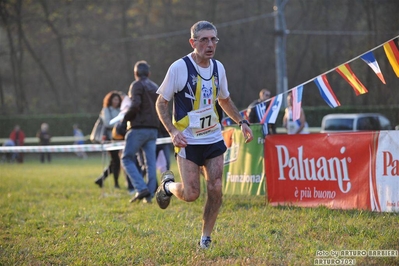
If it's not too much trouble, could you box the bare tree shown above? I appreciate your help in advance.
[0,0,27,113]
[0,0,398,115]
[39,0,75,108]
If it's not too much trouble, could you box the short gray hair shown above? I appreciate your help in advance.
[134,60,150,77]
[190,21,217,38]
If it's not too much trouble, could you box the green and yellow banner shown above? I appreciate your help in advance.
[222,124,265,195]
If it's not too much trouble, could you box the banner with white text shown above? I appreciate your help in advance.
[265,131,399,212]
[222,124,265,195]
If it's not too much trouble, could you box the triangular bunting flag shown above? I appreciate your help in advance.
[292,86,303,121]
[314,75,341,108]
[220,35,399,129]
[383,39,399,78]
[336,63,368,95]
[254,102,267,123]
[260,94,283,124]
[262,123,269,136]
[360,51,386,84]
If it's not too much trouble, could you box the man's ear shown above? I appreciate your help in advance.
[189,38,196,49]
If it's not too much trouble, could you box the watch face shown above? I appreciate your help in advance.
[239,120,249,126]
[243,120,250,126]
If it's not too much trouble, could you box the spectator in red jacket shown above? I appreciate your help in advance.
[9,125,25,163]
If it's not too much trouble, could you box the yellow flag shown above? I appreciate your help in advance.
[383,40,399,78]
[336,64,368,95]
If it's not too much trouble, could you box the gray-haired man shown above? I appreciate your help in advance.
[155,21,253,249]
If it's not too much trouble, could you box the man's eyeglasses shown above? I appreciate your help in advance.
[194,37,219,44]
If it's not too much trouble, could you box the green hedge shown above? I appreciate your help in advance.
[0,113,98,138]
[1,105,398,138]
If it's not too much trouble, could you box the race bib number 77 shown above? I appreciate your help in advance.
[188,106,219,138]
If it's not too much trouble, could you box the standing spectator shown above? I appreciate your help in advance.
[122,60,159,203]
[2,139,16,163]
[73,124,87,159]
[111,91,150,195]
[94,91,122,189]
[9,125,25,163]
[155,21,253,249]
[247,88,276,134]
[37,123,52,163]
[282,91,309,134]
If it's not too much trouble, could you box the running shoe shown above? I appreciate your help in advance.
[155,170,175,209]
[198,237,212,249]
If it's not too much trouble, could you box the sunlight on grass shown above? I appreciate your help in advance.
[1,155,398,265]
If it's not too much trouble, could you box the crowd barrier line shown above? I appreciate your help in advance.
[0,127,321,145]
[0,135,87,145]
[0,137,172,153]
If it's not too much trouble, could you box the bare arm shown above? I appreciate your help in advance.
[296,108,306,134]
[283,108,288,129]
[218,97,243,124]
[156,95,187,147]
[219,96,253,143]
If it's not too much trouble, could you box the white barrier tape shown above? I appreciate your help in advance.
[0,136,88,145]
[0,137,172,153]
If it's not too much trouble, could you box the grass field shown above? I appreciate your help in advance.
[1,153,398,265]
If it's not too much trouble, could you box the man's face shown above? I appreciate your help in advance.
[287,94,293,107]
[260,91,271,101]
[190,29,218,59]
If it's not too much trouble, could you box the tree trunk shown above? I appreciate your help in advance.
[21,28,61,106]
[0,0,27,113]
[39,0,75,109]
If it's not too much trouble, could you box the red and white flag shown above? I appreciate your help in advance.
[292,86,303,121]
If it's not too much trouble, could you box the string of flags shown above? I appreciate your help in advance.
[221,35,399,132]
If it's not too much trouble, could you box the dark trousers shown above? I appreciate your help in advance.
[40,153,51,163]
[100,150,121,186]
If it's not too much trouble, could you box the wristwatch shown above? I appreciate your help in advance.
[238,119,250,128]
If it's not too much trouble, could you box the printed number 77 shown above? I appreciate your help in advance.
[200,115,212,128]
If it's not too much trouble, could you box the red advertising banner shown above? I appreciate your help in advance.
[265,131,399,212]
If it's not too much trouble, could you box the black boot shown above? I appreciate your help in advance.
[94,176,104,188]
[112,167,120,189]
[114,178,120,189]
[95,166,112,188]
